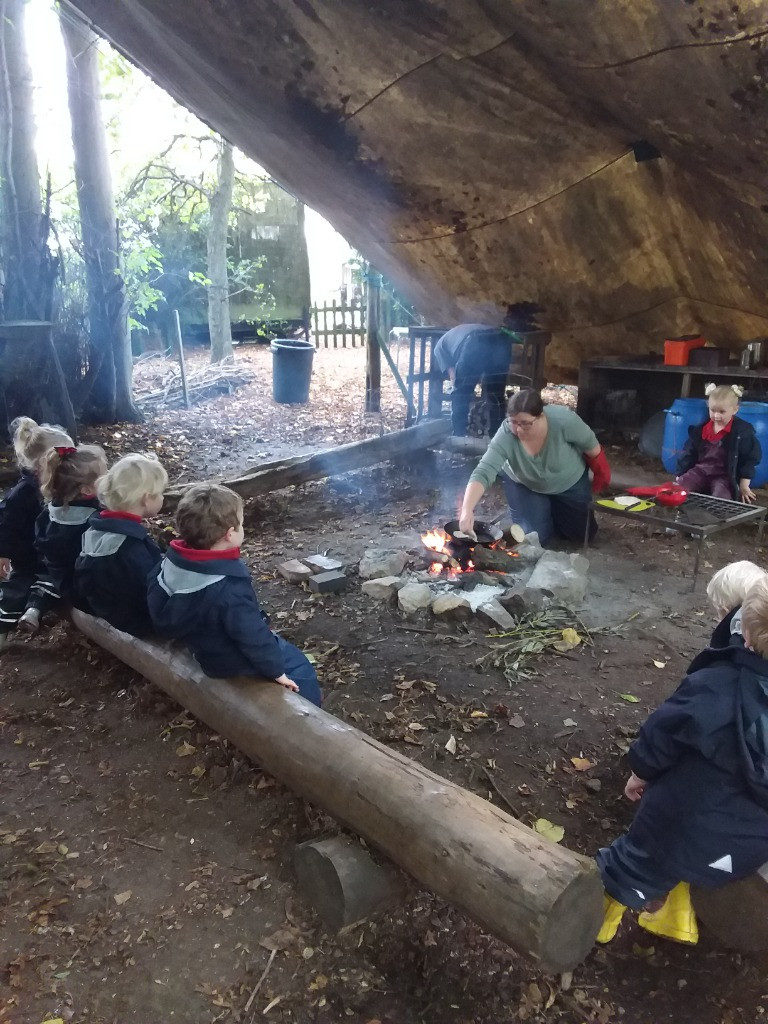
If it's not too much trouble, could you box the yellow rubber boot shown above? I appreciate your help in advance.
[596,894,627,944]
[638,882,699,944]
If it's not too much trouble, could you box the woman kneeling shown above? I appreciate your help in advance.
[458,389,610,545]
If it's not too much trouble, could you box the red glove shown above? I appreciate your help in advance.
[584,448,611,494]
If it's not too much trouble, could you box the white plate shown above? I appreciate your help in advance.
[614,495,641,507]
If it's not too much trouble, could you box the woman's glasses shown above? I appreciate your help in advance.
[509,417,536,430]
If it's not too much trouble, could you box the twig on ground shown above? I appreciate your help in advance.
[244,948,277,1013]
[125,836,163,853]
[481,766,521,818]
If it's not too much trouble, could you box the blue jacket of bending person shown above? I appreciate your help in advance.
[147,540,321,706]
[74,511,162,637]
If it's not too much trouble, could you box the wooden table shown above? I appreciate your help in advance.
[577,359,768,432]
[586,492,767,590]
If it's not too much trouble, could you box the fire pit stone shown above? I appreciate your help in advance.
[360,576,405,602]
[359,548,409,580]
[477,600,517,631]
[431,592,472,619]
[397,582,434,615]
[524,551,589,607]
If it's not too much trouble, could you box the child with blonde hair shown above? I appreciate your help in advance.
[31,444,107,621]
[597,576,768,945]
[0,417,74,648]
[675,383,761,502]
[147,483,321,706]
[706,560,768,649]
[74,453,167,637]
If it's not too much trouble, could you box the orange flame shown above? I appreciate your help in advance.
[428,562,443,575]
[421,527,451,553]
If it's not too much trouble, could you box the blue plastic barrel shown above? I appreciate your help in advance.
[734,402,768,487]
[661,398,708,473]
[271,339,314,404]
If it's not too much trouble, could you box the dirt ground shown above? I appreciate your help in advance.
[3,346,768,1024]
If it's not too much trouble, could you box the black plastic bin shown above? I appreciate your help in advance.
[270,339,315,404]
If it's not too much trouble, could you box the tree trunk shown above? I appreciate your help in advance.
[365,269,382,413]
[60,12,140,423]
[207,140,234,364]
[71,608,604,973]
[0,0,45,320]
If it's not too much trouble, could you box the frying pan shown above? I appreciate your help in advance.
[444,519,503,546]
[626,483,688,508]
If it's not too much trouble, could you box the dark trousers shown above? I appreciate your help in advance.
[0,571,36,633]
[274,633,322,707]
[452,335,511,436]
[502,470,596,545]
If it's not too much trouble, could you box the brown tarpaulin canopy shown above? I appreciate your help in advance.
[62,0,768,376]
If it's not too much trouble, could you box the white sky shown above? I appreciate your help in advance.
[27,0,354,303]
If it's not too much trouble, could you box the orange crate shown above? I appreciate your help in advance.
[664,335,706,366]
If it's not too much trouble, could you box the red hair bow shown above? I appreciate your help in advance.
[54,446,77,457]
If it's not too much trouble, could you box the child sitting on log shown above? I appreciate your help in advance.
[706,560,768,650]
[675,383,761,503]
[596,576,768,945]
[31,444,108,625]
[74,453,167,637]
[0,417,74,649]
[147,482,322,706]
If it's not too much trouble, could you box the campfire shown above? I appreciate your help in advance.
[420,525,519,577]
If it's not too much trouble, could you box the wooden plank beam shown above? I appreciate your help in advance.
[71,609,604,971]
[166,419,450,503]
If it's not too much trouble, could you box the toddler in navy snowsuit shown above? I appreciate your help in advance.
[147,483,321,706]
[597,576,768,935]
[0,417,74,647]
[74,454,167,637]
[33,444,107,615]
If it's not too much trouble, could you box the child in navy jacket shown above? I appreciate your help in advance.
[74,454,167,637]
[597,576,768,943]
[0,417,73,648]
[147,483,321,706]
[705,560,767,650]
[33,444,107,618]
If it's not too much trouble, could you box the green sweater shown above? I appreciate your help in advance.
[469,405,598,495]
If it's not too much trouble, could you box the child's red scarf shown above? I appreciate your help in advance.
[702,419,734,443]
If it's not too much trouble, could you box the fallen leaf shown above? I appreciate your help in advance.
[191,764,206,778]
[619,693,640,703]
[260,925,299,951]
[533,818,565,843]
[553,628,582,652]
[652,660,666,669]
[34,840,57,855]
[75,876,92,889]
[508,714,525,728]
[114,890,132,905]
[221,906,234,918]
[309,974,328,991]
[407,722,426,731]
[470,710,488,719]
[563,718,578,728]
[570,757,595,772]
[175,741,196,757]
[445,735,457,755]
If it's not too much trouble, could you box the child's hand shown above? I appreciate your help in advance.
[0,557,11,580]
[274,673,299,693]
[739,479,756,504]
[624,773,646,802]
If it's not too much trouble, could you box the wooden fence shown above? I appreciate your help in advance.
[310,300,366,348]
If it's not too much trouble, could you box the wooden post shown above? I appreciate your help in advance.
[70,609,604,972]
[172,309,190,409]
[332,298,338,349]
[365,270,382,413]
[692,865,768,951]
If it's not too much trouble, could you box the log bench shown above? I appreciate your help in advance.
[71,609,603,972]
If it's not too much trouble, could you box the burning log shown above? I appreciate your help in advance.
[472,544,523,574]
[71,609,603,972]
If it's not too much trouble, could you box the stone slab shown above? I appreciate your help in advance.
[397,582,433,614]
[303,553,344,573]
[278,558,315,583]
[477,600,517,631]
[431,592,471,618]
[524,551,589,607]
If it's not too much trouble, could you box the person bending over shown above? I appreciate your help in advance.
[458,389,610,545]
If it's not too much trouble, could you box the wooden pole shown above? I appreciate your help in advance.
[365,270,382,413]
[172,309,191,409]
[164,418,450,504]
[70,609,604,972]
[692,866,768,950]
